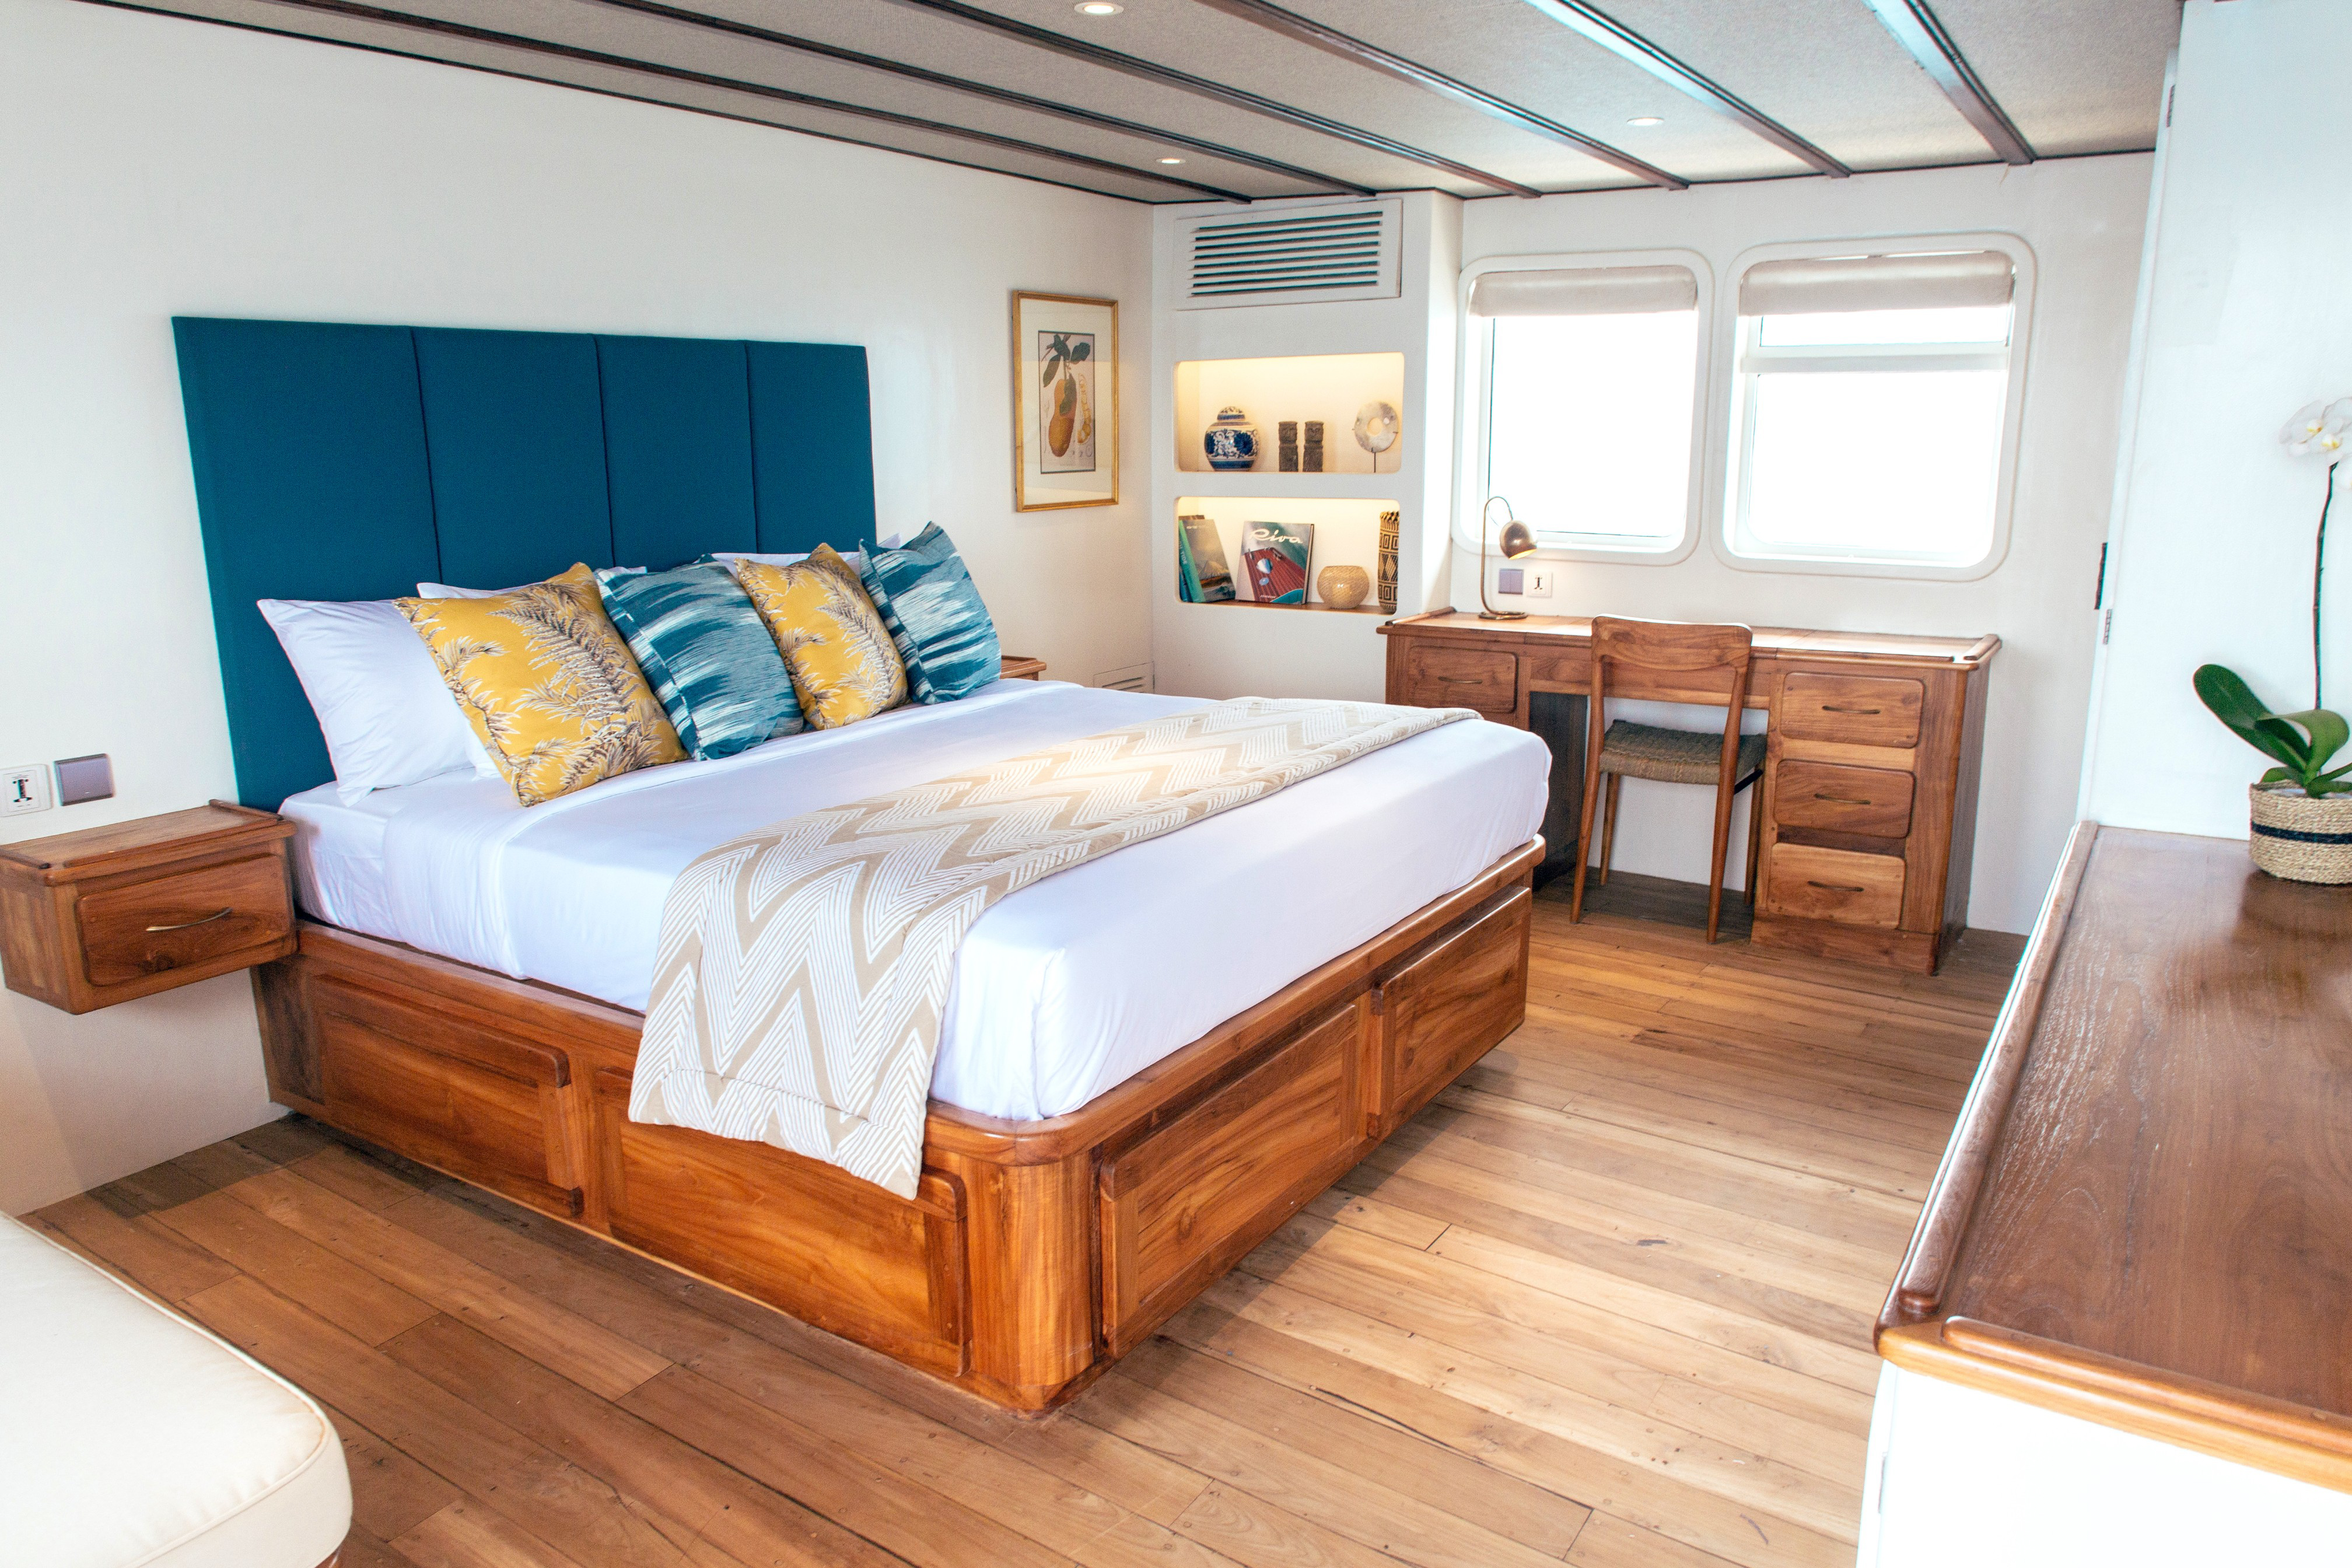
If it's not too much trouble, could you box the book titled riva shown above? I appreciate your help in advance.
[1239,519,1312,605]
[1177,513,1237,603]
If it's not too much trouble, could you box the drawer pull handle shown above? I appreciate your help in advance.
[1806,880,1868,894]
[1813,793,1871,805]
[1821,704,1883,715]
[146,908,233,933]
[1436,675,1486,684]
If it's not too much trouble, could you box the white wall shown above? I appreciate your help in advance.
[1457,158,2153,933]
[2082,0,2352,834]
[0,0,1152,1213]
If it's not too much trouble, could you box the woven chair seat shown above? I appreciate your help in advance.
[1597,721,1765,786]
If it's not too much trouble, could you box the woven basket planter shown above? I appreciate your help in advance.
[2248,783,2352,883]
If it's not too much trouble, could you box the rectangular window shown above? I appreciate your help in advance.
[1724,249,2022,572]
[1474,263,1702,555]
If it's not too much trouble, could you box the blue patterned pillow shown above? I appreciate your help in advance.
[594,560,803,760]
[858,524,1002,704]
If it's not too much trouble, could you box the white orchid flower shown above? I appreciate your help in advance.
[2284,398,2352,457]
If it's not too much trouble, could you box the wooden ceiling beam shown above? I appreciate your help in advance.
[240,0,1258,199]
[584,0,1372,195]
[1190,0,1684,190]
[1857,0,2035,166]
[1516,0,1852,178]
[880,0,1544,198]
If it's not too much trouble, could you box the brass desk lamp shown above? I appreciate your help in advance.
[1479,495,1539,621]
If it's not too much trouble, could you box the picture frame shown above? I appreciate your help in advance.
[1013,290,1118,510]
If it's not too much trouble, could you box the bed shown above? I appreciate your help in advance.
[180,316,1546,1409]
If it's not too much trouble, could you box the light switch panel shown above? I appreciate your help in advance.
[54,753,113,806]
[1496,566,1525,595]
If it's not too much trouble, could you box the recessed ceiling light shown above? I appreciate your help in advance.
[1626,115,1664,127]
[1157,156,1185,164]
[1075,2,1124,13]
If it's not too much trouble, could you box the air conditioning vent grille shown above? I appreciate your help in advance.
[1177,201,1401,310]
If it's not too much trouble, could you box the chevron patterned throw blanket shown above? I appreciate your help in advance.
[628,697,1475,1196]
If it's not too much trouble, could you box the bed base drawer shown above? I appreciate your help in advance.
[313,974,586,1219]
[1376,887,1532,1134]
[593,1070,968,1376]
[1099,997,1370,1355]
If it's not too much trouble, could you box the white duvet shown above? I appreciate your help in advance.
[281,680,1549,1121]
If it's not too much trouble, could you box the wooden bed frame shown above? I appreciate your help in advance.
[251,838,1540,1412]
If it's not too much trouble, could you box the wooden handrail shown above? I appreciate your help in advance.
[1880,819,2099,1327]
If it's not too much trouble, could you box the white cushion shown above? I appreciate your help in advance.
[0,1215,352,1568]
[258,597,496,799]
[710,536,897,580]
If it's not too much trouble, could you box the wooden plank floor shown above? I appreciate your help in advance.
[29,874,2021,1568]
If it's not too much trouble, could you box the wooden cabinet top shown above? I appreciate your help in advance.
[0,803,289,886]
[1381,610,1999,670]
[1880,824,2352,1490]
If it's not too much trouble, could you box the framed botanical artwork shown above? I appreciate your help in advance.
[1012,291,1118,510]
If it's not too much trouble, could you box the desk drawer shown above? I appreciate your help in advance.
[1402,646,1517,714]
[1766,844,1906,927]
[1779,674,1923,748]
[1773,761,1915,838]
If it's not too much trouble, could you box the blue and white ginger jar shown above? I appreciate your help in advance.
[1203,406,1259,471]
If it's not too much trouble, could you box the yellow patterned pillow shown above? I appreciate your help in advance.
[397,564,684,806]
[737,547,908,728]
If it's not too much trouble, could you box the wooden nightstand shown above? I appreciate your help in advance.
[0,803,297,1014]
[999,654,1048,681]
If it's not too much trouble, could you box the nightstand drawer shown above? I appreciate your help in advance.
[78,853,293,989]
[1402,645,1518,713]
[1772,761,1916,838]
[1778,674,1924,748]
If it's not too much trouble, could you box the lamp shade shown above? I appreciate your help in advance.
[1499,519,1538,559]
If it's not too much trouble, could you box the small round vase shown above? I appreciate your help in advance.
[1203,406,1259,471]
[1317,564,1371,611]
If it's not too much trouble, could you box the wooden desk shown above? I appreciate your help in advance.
[1381,611,1999,972]
[1879,825,2352,1492]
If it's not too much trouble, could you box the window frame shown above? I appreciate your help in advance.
[1708,233,2038,582]
[1454,248,1715,567]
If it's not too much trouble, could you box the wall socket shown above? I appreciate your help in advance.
[1525,569,1555,598]
[4,764,54,816]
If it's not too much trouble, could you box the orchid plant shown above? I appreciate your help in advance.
[2280,397,2351,706]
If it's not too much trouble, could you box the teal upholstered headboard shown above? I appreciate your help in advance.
[173,318,878,809]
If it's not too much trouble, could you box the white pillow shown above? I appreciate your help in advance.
[415,568,645,598]
[710,536,898,579]
[258,598,497,801]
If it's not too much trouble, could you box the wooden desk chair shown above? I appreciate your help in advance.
[1571,617,1765,943]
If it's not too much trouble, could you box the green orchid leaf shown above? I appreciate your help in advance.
[2194,664,2312,769]
[2274,708,2351,771]
[1069,341,1091,363]
[2260,765,2299,783]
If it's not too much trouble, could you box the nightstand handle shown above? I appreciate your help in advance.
[146,908,233,933]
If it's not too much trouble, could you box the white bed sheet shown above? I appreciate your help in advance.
[282,680,1548,1121]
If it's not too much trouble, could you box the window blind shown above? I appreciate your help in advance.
[1469,264,1698,317]
[1738,250,2014,316]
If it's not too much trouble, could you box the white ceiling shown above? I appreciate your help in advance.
[88,0,2180,202]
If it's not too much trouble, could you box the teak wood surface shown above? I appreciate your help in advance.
[1880,824,2352,1493]
[250,838,1542,1413]
[38,874,2022,1568]
[1382,611,1996,974]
